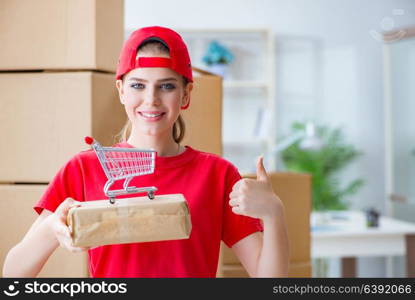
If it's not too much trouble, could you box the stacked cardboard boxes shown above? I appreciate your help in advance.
[0,0,125,277]
[0,0,224,276]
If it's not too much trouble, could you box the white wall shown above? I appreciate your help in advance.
[124,0,415,277]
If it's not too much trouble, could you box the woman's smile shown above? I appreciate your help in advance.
[138,110,166,122]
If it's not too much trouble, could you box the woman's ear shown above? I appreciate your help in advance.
[181,83,193,108]
[115,79,125,105]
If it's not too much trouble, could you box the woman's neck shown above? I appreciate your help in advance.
[126,130,184,157]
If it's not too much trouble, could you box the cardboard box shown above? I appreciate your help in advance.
[68,194,192,248]
[288,261,312,278]
[0,0,123,72]
[0,71,126,183]
[219,264,248,278]
[220,173,311,272]
[218,261,311,278]
[0,184,88,277]
[182,68,222,156]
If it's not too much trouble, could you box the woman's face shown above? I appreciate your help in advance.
[116,53,191,139]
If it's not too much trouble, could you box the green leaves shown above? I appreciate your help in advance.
[280,122,365,211]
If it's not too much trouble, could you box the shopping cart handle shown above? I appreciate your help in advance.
[85,136,94,145]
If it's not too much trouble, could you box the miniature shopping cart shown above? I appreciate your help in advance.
[85,136,157,204]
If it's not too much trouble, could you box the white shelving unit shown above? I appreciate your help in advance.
[178,28,276,173]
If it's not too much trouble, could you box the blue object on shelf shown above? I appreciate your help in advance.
[202,40,234,66]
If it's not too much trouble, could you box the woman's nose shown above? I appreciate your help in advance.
[143,87,161,106]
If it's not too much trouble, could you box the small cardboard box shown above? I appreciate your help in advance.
[0,184,88,277]
[182,68,222,156]
[67,194,192,248]
[0,0,123,72]
[0,71,126,183]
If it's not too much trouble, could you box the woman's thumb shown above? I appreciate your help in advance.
[256,156,269,182]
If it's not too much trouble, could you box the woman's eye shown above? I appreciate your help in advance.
[130,83,145,89]
[160,83,176,90]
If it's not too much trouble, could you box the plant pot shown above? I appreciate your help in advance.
[207,63,228,78]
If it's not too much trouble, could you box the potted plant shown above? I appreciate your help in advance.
[202,40,234,77]
[279,121,365,212]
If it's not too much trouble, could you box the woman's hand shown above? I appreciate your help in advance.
[229,156,284,221]
[46,198,89,253]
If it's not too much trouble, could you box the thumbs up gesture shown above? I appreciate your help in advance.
[229,156,283,220]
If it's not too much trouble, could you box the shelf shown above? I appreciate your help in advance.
[223,80,269,89]
[178,28,277,171]
[223,140,267,148]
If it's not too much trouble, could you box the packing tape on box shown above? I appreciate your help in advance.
[116,199,130,240]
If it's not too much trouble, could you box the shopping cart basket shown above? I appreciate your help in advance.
[85,136,157,204]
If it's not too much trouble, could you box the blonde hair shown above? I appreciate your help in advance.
[117,41,188,143]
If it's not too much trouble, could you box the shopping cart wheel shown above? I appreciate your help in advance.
[148,191,155,200]
[109,197,116,204]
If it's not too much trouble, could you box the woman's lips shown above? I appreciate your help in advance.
[138,111,166,122]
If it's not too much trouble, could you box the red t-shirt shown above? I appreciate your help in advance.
[34,142,263,277]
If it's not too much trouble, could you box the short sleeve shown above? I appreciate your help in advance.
[221,164,264,248]
[34,154,85,215]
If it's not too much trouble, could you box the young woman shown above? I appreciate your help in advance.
[3,26,289,278]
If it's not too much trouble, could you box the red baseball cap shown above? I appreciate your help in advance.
[115,26,193,83]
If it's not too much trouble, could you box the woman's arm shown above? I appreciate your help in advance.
[229,157,290,277]
[257,211,289,277]
[3,210,59,277]
[3,198,87,277]
[231,213,289,277]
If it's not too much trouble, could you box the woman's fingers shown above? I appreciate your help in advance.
[229,189,242,199]
[231,205,247,216]
[229,197,239,207]
[56,198,82,215]
[54,198,82,227]
[56,223,88,252]
[55,198,73,214]
[47,199,88,253]
[55,222,71,242]
[63,242,89,253]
